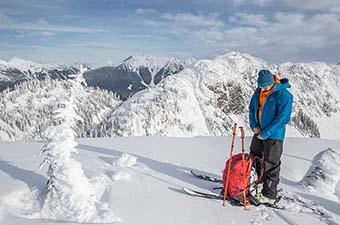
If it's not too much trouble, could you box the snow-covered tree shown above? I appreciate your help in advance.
[0,74,121,142]
[39,68,118,222]
[292,110,320,138]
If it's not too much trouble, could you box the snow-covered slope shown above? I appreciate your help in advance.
[0,79,121,142]
[1,51,340,141]
[98,51,340,139]
[0,59,8,69]
[0,57,80,92]
[0,136,339,224]
[83,55,185,100]
[7,57,55,73]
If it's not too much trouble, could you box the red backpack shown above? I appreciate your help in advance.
[222,153,254,198]
[222,124,264,208]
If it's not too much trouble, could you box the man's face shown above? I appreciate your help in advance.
[260,85,272,91]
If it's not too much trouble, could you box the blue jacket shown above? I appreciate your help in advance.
[249,78,293,140]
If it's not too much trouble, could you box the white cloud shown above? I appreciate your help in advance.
[135,8,158,14]
[232,0,273,7]
[143,19,163,26]
[15,30,56,38]
[283,0,340,10]
[39,31,56,37]
[160,12,224,27]
[139,9,340,62]
[195,12,340,62]
[0,15,106,33]
[0,13,12,24]
[36,18,49,26]
[329,6,340,14]
[229,13,269,27]
[194,27,225,43]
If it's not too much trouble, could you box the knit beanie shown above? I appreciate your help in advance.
[258,70,274,87]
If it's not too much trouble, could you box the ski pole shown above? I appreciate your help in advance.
[223,123,237,206]
[240,126,249,209]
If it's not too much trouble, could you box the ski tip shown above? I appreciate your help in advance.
[181,187,196,196]
[181,186,191,193]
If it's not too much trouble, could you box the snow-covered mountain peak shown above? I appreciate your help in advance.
[214,51,269,68]
[119,55,176,73]
[183,57,197,67]
[0,58,8,70]
[8,57,53,72]
[0,58,8,66]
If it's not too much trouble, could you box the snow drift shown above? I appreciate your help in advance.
[300,147,340,196]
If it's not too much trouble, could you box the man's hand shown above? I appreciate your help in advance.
[253,127,261,134]
[256,134,265,140]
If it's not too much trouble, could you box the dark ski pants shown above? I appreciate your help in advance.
[250,135,283,199]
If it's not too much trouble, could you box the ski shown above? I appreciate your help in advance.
[182,186,286,208]
[182,186,329,216]
[278,195,326,217]
[181,187,243,206]
[182,187,223,200]
[189,170,326,216]
[190,170,223,184]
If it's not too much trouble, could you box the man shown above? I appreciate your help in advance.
[248,69,293,204]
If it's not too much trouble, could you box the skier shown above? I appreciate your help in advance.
[248,69,293,204]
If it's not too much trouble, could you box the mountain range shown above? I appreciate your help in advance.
[1,51,340,141]
[0,57,81,92]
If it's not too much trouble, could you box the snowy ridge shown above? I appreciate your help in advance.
[120,55,177,73]
[97,51,340,139]
[6,57,82,74]
[8,57,55,73]
[0,59,8,69]
[83,55,185,100]
[119,55,185,87]
[0,57,81,93]
[1,51,340,141]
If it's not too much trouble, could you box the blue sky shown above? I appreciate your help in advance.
[0,0,339,64]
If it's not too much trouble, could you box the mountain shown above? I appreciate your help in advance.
[96,51,340,139]
[83,55,185,100]
[0,57,81,92]
[0,136,339,224]
[0,51,340,141]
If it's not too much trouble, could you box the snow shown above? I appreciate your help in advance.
[0,59,8,70]
[0,57,79,79]
[0,79,122,142]
[98,51,340,139]
[7,57,55,73]
[120,55,176,73]
[301,148,340,197]
[37,77,119,223]
[112,153,138,181]
[315,114,340,140]
[118,55,184,87]
[0,136,340,225]
[1,51,340,141]
[114,153,137,168]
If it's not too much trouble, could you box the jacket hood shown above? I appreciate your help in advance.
[273,78,291,92]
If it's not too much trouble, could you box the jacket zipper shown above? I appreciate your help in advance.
[258,86,276,128]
